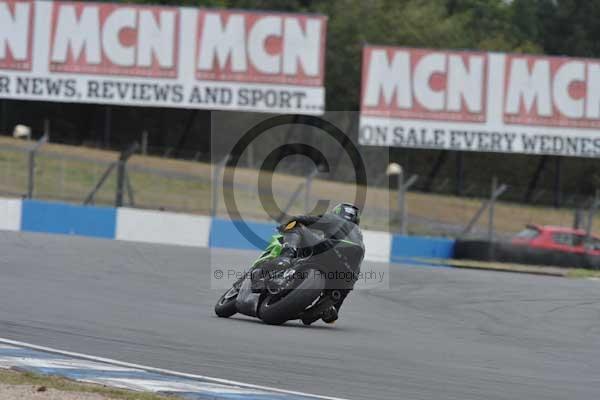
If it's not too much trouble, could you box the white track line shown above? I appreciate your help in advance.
[0,337,350,400]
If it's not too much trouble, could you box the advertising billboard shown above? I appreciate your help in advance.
[0,0,326,114]
[360,46,600,157]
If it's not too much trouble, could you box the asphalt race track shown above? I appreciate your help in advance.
[1,231,599,400]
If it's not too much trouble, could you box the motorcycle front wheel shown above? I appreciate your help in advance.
[214,285,239,318]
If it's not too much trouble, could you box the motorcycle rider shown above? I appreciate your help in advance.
[275,202,365,324]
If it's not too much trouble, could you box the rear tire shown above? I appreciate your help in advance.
[214,287,239,318]
[259,268,325,325]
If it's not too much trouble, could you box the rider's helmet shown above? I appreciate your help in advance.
[331,203,361,225]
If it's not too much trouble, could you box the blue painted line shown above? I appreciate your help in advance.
[0,347,63,359]
[15,367,171,381]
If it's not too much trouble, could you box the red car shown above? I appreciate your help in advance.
[512,225,600,255]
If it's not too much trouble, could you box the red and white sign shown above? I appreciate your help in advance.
[0,0,326,114]
[49,1,179,78]
[0,0,34,70]
[360,46,600,158]
[196,10,325,86]
[361,47,487,122]
[503,54,600,129]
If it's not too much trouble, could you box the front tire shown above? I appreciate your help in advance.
[259,268,326,325]
[214,286,239,318]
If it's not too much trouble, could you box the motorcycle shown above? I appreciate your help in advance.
[214,232,361,325]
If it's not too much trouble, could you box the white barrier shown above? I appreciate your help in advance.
[116,208,210,248]
[0,197,21,231]
[362,230,391,262]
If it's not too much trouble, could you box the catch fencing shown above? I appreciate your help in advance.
[0,139,598,239]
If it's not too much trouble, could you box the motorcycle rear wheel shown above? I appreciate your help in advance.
[259,268,325,325]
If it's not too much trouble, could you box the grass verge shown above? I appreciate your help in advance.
[0,368,171,400]
[565,269,600,278]
[420,258,600,278]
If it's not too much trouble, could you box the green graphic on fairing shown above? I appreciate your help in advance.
[251,234,283,267]
[250,233,363,269]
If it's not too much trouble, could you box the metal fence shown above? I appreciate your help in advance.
[0,142,212,214]
[1,140,599,239]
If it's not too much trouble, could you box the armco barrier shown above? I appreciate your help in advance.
[0,197,457,264]
[391,235,455,262]
[21,199,116,239]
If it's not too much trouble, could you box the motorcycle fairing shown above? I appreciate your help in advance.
[251,234,283,267]
[235,278,261,317]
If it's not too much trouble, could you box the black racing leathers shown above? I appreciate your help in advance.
[278,213,365,313]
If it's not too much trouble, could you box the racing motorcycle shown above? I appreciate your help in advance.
[214,232,361,325]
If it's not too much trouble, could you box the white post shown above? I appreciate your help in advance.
[387,163,404,234]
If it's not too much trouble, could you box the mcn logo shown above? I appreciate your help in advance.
[504,55,600,129]
[362,47,600,130]
[196,10,325,86]
[362,47,487,122]
[0,0,33,71]
[49,1,179,78]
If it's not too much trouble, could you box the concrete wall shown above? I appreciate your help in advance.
[362,230,391,262]
[116,208,210,247]
[209,218,278,250]
[21,200,116,238]
[391,235,455,262]
[0,197,21,231]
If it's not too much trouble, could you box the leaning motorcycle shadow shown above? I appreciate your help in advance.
[218,315,349,330]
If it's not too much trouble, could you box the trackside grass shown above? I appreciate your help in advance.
[0,369,171,400]
[420,258,600,278]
